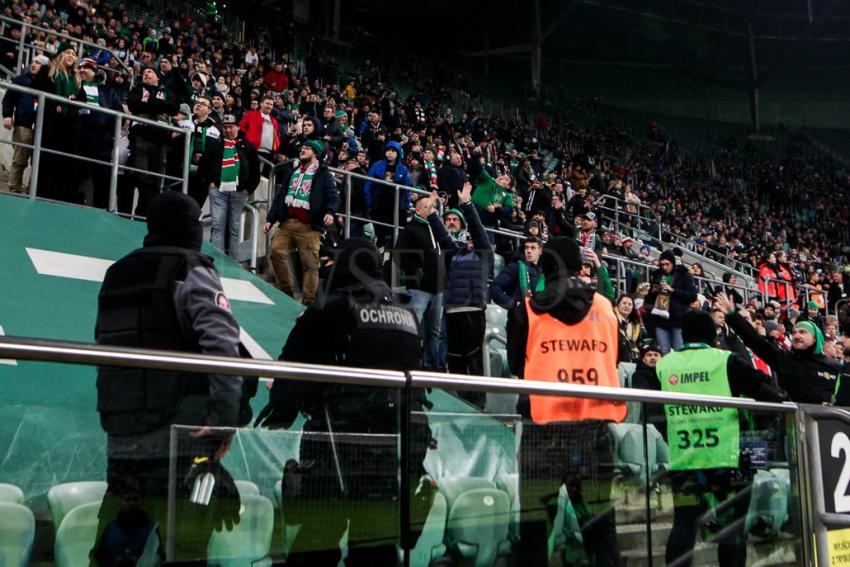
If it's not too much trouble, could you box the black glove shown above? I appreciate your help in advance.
[184,458,242,532]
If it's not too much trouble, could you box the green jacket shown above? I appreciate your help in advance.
[596,265,615,301]
[471,169,514,209]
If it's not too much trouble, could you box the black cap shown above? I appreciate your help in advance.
[143,191,203,251]
[327,238,382,290]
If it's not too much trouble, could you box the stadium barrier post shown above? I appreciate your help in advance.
[15,21,25,74]
[28,93,45,200]
[344,174,352,239]
[108,114,121,213]
[181,130,191,195]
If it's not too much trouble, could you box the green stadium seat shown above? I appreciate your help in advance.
[47,481,107,531]
[408,491,448,566]
[234,480,260,497]
[0,483,24,504]
[608,423,667,485]
[54,501,99,567]
[440,476,511,567]
[485,304,508,340]
[0,501,35,567]
[493,254,505,277]
[207,493,275,567]
[617,362,642,424]
[494,472,519,555]
[745,468,790,539]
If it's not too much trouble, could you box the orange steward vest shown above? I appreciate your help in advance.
[524,293,626,424]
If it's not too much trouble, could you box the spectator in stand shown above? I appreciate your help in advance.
[244,47,259,67]
[432,183,492,387]
[264,61,288,92]
[31,42,80,202]
[437,148,467,207]
[239,94,280,169]
[365,141,412,248]
[468,146,514,229]
[630,342,665,435]
[799,300,827,332]
[187,95,222,207]
[204,115,260,258]
[647,249,697,354]
[126,66,179,216]
[615,294,646,363]
[265,140,338,305]
[360,110,388,163]
[718,291,843,405]
[394,191,446,371]
[319,104,343,154]
[576,211,598,250]
[2,54,48,194]
[490,237,545,310]
[829,271,850,314]
[75,57,124,209]
[158,56,184,100]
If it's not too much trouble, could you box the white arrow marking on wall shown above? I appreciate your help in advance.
[0,326,17,366]
[24,247,273,360]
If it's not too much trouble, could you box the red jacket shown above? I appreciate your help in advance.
[263,70,288,92]
[239,110,280,154]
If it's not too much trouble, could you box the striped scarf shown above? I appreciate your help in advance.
[285,161,319,210]
[220,139,240,191]
[424,160,438,189]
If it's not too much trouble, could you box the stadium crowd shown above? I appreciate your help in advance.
[2,0,850,382]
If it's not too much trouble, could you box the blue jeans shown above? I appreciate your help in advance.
[209,188,248,258]
[655,326,683,355]
[407,289,445,370]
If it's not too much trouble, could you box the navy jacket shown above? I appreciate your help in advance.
[428,201,492,310]
[1,72,37,128]
[489,260,543,310]
[268,162,340,232]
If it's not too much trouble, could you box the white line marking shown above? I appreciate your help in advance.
[0,326,18,366]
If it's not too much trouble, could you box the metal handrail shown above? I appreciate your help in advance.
[0,81,191,202]
[0,15,135,85]
[0,336,799,412]
[481,331,508,378]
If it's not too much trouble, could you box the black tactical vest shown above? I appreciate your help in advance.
[95,246,214,436]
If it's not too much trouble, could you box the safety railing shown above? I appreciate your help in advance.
[761,277,828,310]
[594,194,662,242]
[836,297,850,319]
[0,336,814,567]
[0,15,135,85]
[0,81,190,206]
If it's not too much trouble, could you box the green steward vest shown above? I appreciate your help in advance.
[657,344,740,470]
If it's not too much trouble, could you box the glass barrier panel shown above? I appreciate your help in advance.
[638,398,802,567]
[407,385,652,567]
[0,359,401,566]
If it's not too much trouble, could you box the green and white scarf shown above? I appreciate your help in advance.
[82,81,99,105]
[220,139,240,192]
[285,161,319,210]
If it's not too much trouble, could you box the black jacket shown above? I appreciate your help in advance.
[646,265,697,327]
[127,82,179,143]
[1,71,37,127]
[490,260,543,310]
[268,162,340,232]
[202,138,261,194]
[394,215,444,294]
[726,310,841,404]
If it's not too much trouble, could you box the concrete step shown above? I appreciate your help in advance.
[622,543,718,567]
[617,521,672,551]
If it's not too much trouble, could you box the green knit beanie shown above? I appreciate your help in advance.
[795,321,824,355]
[807,300,819,311]
[304,139,324,158]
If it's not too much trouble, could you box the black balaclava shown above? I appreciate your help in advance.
[143,191,203,251]
[681,310,717,345]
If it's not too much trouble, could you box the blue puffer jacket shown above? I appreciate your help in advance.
[427,201,492,310]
